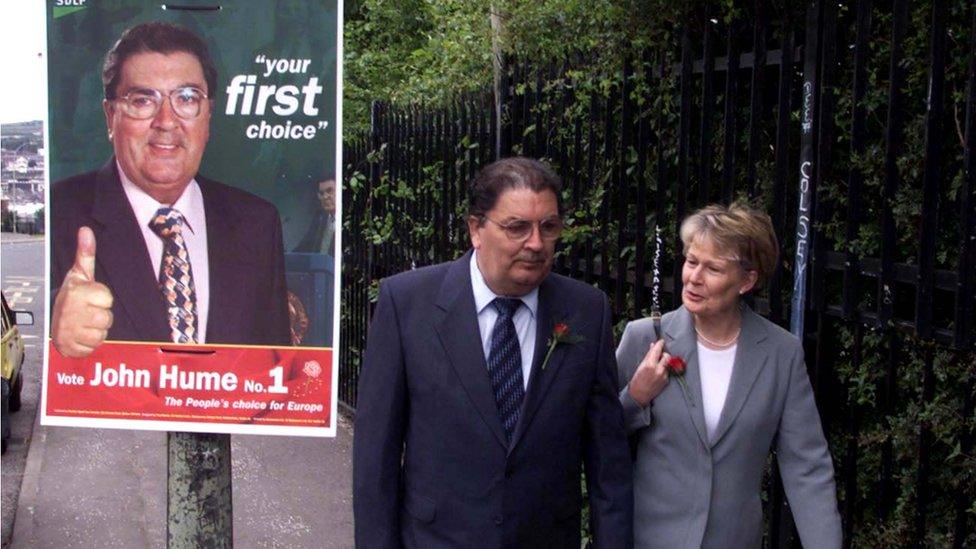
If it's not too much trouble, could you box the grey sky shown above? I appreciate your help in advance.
[1,1,46,124]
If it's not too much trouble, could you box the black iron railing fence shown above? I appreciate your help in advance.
[341,1,975,546]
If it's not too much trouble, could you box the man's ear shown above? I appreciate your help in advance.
[467,216,483,249]
[102,100,114,141]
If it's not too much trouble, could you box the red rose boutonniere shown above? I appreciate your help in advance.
[541,323,584,370]
[667,356,694,406]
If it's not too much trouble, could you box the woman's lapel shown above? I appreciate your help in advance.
[708,306,771,447]
[664,307,709,448]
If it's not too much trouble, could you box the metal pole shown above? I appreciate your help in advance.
[790,0,822,341]
[167,432,233,548]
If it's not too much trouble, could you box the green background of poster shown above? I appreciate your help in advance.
[46,0,338,249]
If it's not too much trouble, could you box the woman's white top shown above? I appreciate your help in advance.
[697,342,737,439]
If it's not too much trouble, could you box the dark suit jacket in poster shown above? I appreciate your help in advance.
[616,306,842,549]
[353,251,633,548]
[50,159,290,346]
[293,210,335,255]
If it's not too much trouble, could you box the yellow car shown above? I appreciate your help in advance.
[2,293,33,454]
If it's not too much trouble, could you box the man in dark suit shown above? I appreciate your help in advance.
[353,157,633,548]
[293,175,336,255]
[50,21,289,356]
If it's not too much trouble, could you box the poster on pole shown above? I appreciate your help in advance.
[42,0,341,437]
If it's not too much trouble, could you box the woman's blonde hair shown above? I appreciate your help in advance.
[679,201,779,288]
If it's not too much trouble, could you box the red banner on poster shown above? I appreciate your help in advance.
[46,341,331,429]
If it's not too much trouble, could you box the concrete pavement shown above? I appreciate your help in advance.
[0,234,44,245]
[11,414,355,548]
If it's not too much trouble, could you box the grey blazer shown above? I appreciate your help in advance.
[617,306,842,549]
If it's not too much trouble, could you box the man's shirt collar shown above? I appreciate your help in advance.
[469,250,539,317]
[117,160,205,235]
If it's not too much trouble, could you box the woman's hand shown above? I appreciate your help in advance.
[627,339,671,407]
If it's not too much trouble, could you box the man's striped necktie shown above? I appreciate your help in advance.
[149,207,198,344]
[487,297,525,442]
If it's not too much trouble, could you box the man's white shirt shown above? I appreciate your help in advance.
[470,251,537,389]
[118,162,210,342]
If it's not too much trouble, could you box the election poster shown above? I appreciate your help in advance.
[42,0,341,436]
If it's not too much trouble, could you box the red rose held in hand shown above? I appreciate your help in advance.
[667,355,686,375]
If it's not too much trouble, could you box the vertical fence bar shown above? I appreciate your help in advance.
[655,54,670,309]
[616,55,634,314]
[842,323,863,547]
[843,0,871,321]
[809,0,838,374]
[746,0,767,200]
[914,345,936,546]
[600,89,615,295]
[790,0,822,351]
[769,19,795,326]
[570,82,583,278]
[878,0,908,328]
[585,92,598,284]
[674,19,693,302]
[953,363,974,547]
[484,91,494,168]
[915,0,947,340]
[368,101,383,302]
[385,106,396,270]
[444,103,456,255]
[699,12,715,205]
[498,56,512,159]
[722,22,740,203]
[467,95,480,202]
[633,51,651,318]
[436,108,447,260]
[556,65,572,274]
[879,331,899,519]
[472,93,483,172]
[839,4,871,545]
[407,106,417,262]
[422,106,432,262]
[458,97,470,251]
[878,2,908,518]
[524,65,535,156]
[399,107,409,268]
[509,62,520,155]
[913,2,948,542]
[535,68,546,159]
[423,105,431,261]
[955,1,976,351]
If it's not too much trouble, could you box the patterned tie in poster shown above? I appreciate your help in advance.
[42,0,340,437]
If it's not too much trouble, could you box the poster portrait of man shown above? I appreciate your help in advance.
[43,5,339,436]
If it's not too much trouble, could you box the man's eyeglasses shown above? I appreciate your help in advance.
[482,215,564,241]
[112,86,209,120]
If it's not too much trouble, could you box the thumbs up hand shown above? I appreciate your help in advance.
[51,227,114,358]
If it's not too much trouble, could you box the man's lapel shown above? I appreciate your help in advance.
[508,275,570,453]
[90,160,170,341]
[709,307,770,447]
[665,307,709,447]
[433,252,508,450]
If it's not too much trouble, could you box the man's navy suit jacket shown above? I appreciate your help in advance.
[353,251,633,548]
[50,159,290,346]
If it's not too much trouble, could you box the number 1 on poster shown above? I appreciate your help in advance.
[268,366,288,394]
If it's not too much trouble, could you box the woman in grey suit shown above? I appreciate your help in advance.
[617,202,842,548]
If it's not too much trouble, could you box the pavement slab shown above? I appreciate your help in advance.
[11,415,354,548]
